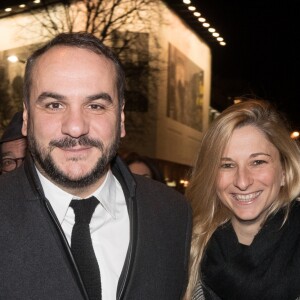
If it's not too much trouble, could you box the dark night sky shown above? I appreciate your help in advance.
[192,1,300,130]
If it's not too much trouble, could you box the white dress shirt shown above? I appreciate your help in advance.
[37,168,129,300]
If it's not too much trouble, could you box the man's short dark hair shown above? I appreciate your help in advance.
[23,32,126,111]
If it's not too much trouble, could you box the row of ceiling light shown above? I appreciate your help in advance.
[182,0,226,46]
[0,0,41,18]
[3,3,25,12]
[2,0,226,47]
[2,0,40,12]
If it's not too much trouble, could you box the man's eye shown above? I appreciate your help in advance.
[89,104,105,110]
[2,159,14,166]
[46,102,63,109]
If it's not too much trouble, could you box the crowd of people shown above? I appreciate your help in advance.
[0,31,299,300]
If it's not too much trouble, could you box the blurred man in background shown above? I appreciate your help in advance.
[0,111,27,174]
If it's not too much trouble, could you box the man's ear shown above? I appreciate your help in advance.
[120,102,126,138]
[22,104,28,137]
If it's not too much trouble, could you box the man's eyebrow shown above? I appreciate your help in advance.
[1,151,14,157]
[35,92,113,103]
[36,92,65,102]
[87,93,112,103]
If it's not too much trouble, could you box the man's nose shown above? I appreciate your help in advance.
[61,108,89,138]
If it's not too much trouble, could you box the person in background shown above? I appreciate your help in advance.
[185,99,300,300]
[0,111,27,174]
[0,32,192,299]
[123,151,165,183]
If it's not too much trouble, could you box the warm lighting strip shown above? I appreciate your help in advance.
[182,0,226,46]
[7,55,19,63]
[188,6,196,11]
[1,0,226,47]
[1,0,42,18]
[7,55,26,64]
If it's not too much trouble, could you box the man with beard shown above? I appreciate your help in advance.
[0,32,192,300]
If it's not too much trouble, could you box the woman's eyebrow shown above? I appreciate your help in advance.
[220,157,233,161]
[250,152,271,158]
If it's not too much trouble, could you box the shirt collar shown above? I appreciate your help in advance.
[36,168,117,224]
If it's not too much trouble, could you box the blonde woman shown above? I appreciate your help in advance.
[185,99,300,300]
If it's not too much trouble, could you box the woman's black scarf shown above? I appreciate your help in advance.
[201,200,300,300]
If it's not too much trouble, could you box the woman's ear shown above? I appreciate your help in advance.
[280,171,285,186]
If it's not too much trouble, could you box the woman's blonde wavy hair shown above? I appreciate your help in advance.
[184,99,300,299]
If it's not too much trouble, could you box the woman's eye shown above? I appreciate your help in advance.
[220,163,234,169]
[253,160,266,166]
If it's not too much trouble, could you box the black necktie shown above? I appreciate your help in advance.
[70,197,102,300]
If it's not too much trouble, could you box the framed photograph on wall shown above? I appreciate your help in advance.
[0,43,40,130]
[167,43,204,131]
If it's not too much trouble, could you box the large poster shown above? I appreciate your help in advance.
[0,47,26,110]
[0,43,42,131]
[167,43,204,131]
[0,44,40,112]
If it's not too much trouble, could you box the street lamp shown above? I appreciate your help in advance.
[290,131,300,139]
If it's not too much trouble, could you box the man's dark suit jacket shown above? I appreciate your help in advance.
[0,155,192,300]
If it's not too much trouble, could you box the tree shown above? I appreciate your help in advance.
[21,0,159,52]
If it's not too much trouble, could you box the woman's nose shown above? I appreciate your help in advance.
[233,166,253,190]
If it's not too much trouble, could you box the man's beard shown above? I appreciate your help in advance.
[27,127,120,190]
